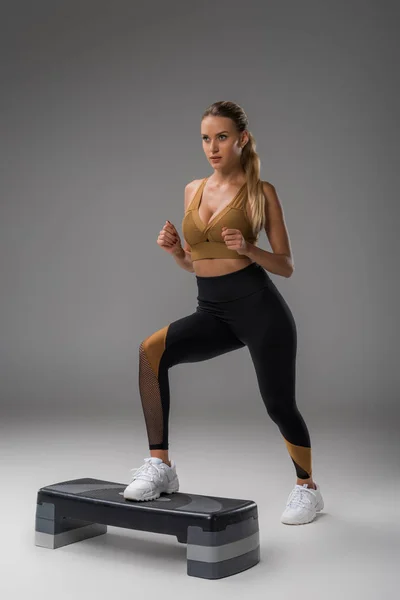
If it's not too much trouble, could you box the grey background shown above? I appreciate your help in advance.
[1,1,398,598]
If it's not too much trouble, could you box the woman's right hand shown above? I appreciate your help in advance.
[157,220,184,255]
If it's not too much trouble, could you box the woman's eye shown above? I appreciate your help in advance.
[202,135,227,141]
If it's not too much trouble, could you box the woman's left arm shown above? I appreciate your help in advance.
[243,181,294,278]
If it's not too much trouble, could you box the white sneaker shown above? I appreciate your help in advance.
[281,482,324,525]
[123,457,179,501]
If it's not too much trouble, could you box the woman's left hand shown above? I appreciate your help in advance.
[221,227,249,255]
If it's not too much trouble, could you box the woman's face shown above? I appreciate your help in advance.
[201,116,246,171]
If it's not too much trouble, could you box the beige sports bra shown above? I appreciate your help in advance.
[181,178,258,261]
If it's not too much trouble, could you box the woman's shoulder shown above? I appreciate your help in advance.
[260,179,274,191]
[186,177,206,190]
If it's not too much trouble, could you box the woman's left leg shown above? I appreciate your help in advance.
[230,280,314,485]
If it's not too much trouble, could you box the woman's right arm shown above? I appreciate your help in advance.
[171,182,195,273]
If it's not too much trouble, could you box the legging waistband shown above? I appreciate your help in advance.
[196,261,271,302]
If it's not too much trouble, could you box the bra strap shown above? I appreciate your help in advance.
[230,182,248,209]
[190,177,208,210]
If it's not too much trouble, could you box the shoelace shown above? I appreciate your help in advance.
[129,460,164,484]
[287,486,314,508]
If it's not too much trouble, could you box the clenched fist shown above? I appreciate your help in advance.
[221,227,249,255]
[157,220,183,255]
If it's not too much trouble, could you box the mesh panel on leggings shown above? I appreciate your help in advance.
[138,325,169,448]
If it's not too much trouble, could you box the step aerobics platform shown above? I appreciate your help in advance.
[35,477,260,579]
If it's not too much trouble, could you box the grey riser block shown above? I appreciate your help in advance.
[35,520,107,549]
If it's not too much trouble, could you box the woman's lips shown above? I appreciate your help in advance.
[211,157,221,161]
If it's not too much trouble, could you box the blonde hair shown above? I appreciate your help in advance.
[201,100,266,238]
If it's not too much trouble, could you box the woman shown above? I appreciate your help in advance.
[123,101,324,525]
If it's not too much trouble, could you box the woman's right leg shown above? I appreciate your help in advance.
[138,308,245,463]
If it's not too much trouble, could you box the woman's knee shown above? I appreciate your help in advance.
[264,395,296,424]
[139,325,170,376]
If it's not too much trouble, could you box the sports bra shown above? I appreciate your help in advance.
[181,177,259,261]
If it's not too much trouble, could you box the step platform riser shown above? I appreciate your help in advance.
[34,479,260,579]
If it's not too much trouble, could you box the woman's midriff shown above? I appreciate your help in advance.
[192,256,255,277]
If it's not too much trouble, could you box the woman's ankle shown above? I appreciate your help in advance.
[150,450,171,466]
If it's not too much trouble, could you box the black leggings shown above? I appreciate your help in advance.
[138,262,313,479]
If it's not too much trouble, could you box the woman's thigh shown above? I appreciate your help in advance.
[227,283,297,408]
[228,281,296,347]
[141,308,246,373]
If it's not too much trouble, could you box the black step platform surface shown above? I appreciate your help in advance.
[35,477,260,579]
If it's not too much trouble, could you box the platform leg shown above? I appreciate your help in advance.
[186,517,260,579]
[35,501,107,549]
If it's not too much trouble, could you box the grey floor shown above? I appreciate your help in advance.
[2,413,398,599]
